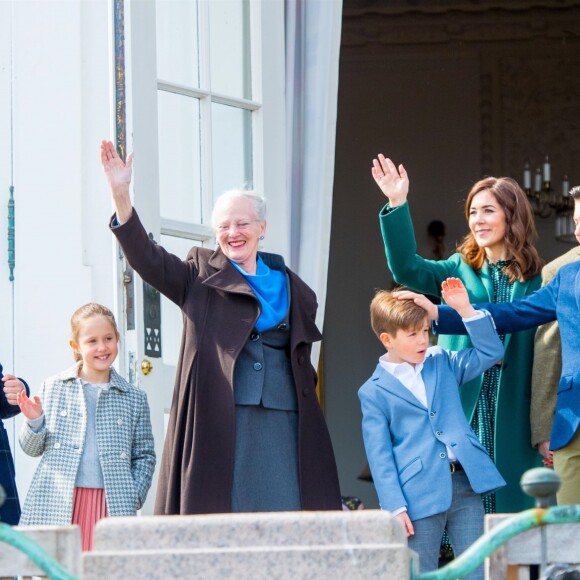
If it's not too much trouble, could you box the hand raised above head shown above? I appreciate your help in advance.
[100,140,133,192]
[100,139,135,224]
[441,278,476,318]
[371,154,409,207]
[17,389,43,421]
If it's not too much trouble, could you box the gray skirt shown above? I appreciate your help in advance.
[231,404,301,512]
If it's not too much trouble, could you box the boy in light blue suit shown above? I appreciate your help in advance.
[359,280,505,578]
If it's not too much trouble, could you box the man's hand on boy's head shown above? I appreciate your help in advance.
[392,290,438,320]
[441,278,477,318]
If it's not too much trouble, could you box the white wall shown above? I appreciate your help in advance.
[0,0,114,503]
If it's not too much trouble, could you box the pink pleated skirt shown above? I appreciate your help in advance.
[72,487,108,551]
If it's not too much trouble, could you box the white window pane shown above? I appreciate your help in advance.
[159,235,204,366]
[158,91,202,222]
[209,0,251,99]
[156,0,199,87]
[211,102,253,197]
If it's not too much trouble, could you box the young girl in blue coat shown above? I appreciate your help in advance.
[17,303,156,550]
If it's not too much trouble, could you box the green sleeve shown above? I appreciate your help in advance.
[379,202,462,297]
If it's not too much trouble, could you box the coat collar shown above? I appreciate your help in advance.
[204,247,322,344]
[58,363,129,392]
[204,248,284,296]
[371,362,431,411]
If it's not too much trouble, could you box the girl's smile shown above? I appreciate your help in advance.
[69,314,119,383]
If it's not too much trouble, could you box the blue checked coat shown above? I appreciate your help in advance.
[19,364,155,525]
[0,363,29,524]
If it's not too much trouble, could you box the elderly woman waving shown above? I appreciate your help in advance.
[100,140,341,514]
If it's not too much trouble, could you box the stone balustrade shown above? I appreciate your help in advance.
[83,510,416,580]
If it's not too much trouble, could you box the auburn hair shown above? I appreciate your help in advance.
[456,177,543,283]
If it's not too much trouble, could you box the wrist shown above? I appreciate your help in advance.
[389,197,407,208]
[458,306,477,318]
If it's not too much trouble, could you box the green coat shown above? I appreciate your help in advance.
[379,202,542,513]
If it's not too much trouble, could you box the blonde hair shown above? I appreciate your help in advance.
[456,177,543,283]
[70,303,120,362]
[370,288,429,339]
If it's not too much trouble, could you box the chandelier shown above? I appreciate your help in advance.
[522,157,576,244]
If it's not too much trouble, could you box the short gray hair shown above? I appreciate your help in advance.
[569,185,580,200]
[211,189,267,228]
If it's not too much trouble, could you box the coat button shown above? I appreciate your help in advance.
[60,410,67,417]
[277,323,288,330]
[117,419,123,426]
[54,442,61,449]
[250,332,260,341]
[298,355,305,365]
[253,362,263,371]
[303,388,310,396]
[120,452,127,460]
[436,431,442,436]
[439,452,446,459]
[430,411,436,417]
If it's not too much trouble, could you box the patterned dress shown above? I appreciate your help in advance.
[471,259,512,514]
[441,259,512,559]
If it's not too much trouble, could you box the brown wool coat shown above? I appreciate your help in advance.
[112,211,342,514]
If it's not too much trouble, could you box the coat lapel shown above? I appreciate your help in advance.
[478,262,493,302]
[421,358,438,409]
[204,249,256,298]
[373,365,427,411]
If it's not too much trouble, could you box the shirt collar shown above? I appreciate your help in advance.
[378,352,424,378]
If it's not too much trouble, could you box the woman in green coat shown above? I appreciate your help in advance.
[370,155,544,514]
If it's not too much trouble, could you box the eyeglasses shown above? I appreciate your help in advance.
[217,221,257,232]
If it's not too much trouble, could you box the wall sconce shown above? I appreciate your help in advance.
[522,157,576,244]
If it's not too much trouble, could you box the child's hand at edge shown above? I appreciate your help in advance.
[395,512,415,537]
[392,290,438,320]
[441,278,477,318]
[17,389,43,420]
[2,374,25,406]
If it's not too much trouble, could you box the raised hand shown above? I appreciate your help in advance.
[2,374,25,406]
[371,154,409,207]
[441,278,476,318]
[100,140,133,192]
[392,289,438,320]
[17,389,43,421]
[100,139,134,224]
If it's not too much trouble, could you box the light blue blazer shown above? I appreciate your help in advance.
[436,261,580,452]
[359,315,506,521]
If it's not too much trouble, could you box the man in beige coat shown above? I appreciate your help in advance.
[531,186,580,504]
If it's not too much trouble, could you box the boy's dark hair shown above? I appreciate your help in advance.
[370,287,429,339]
